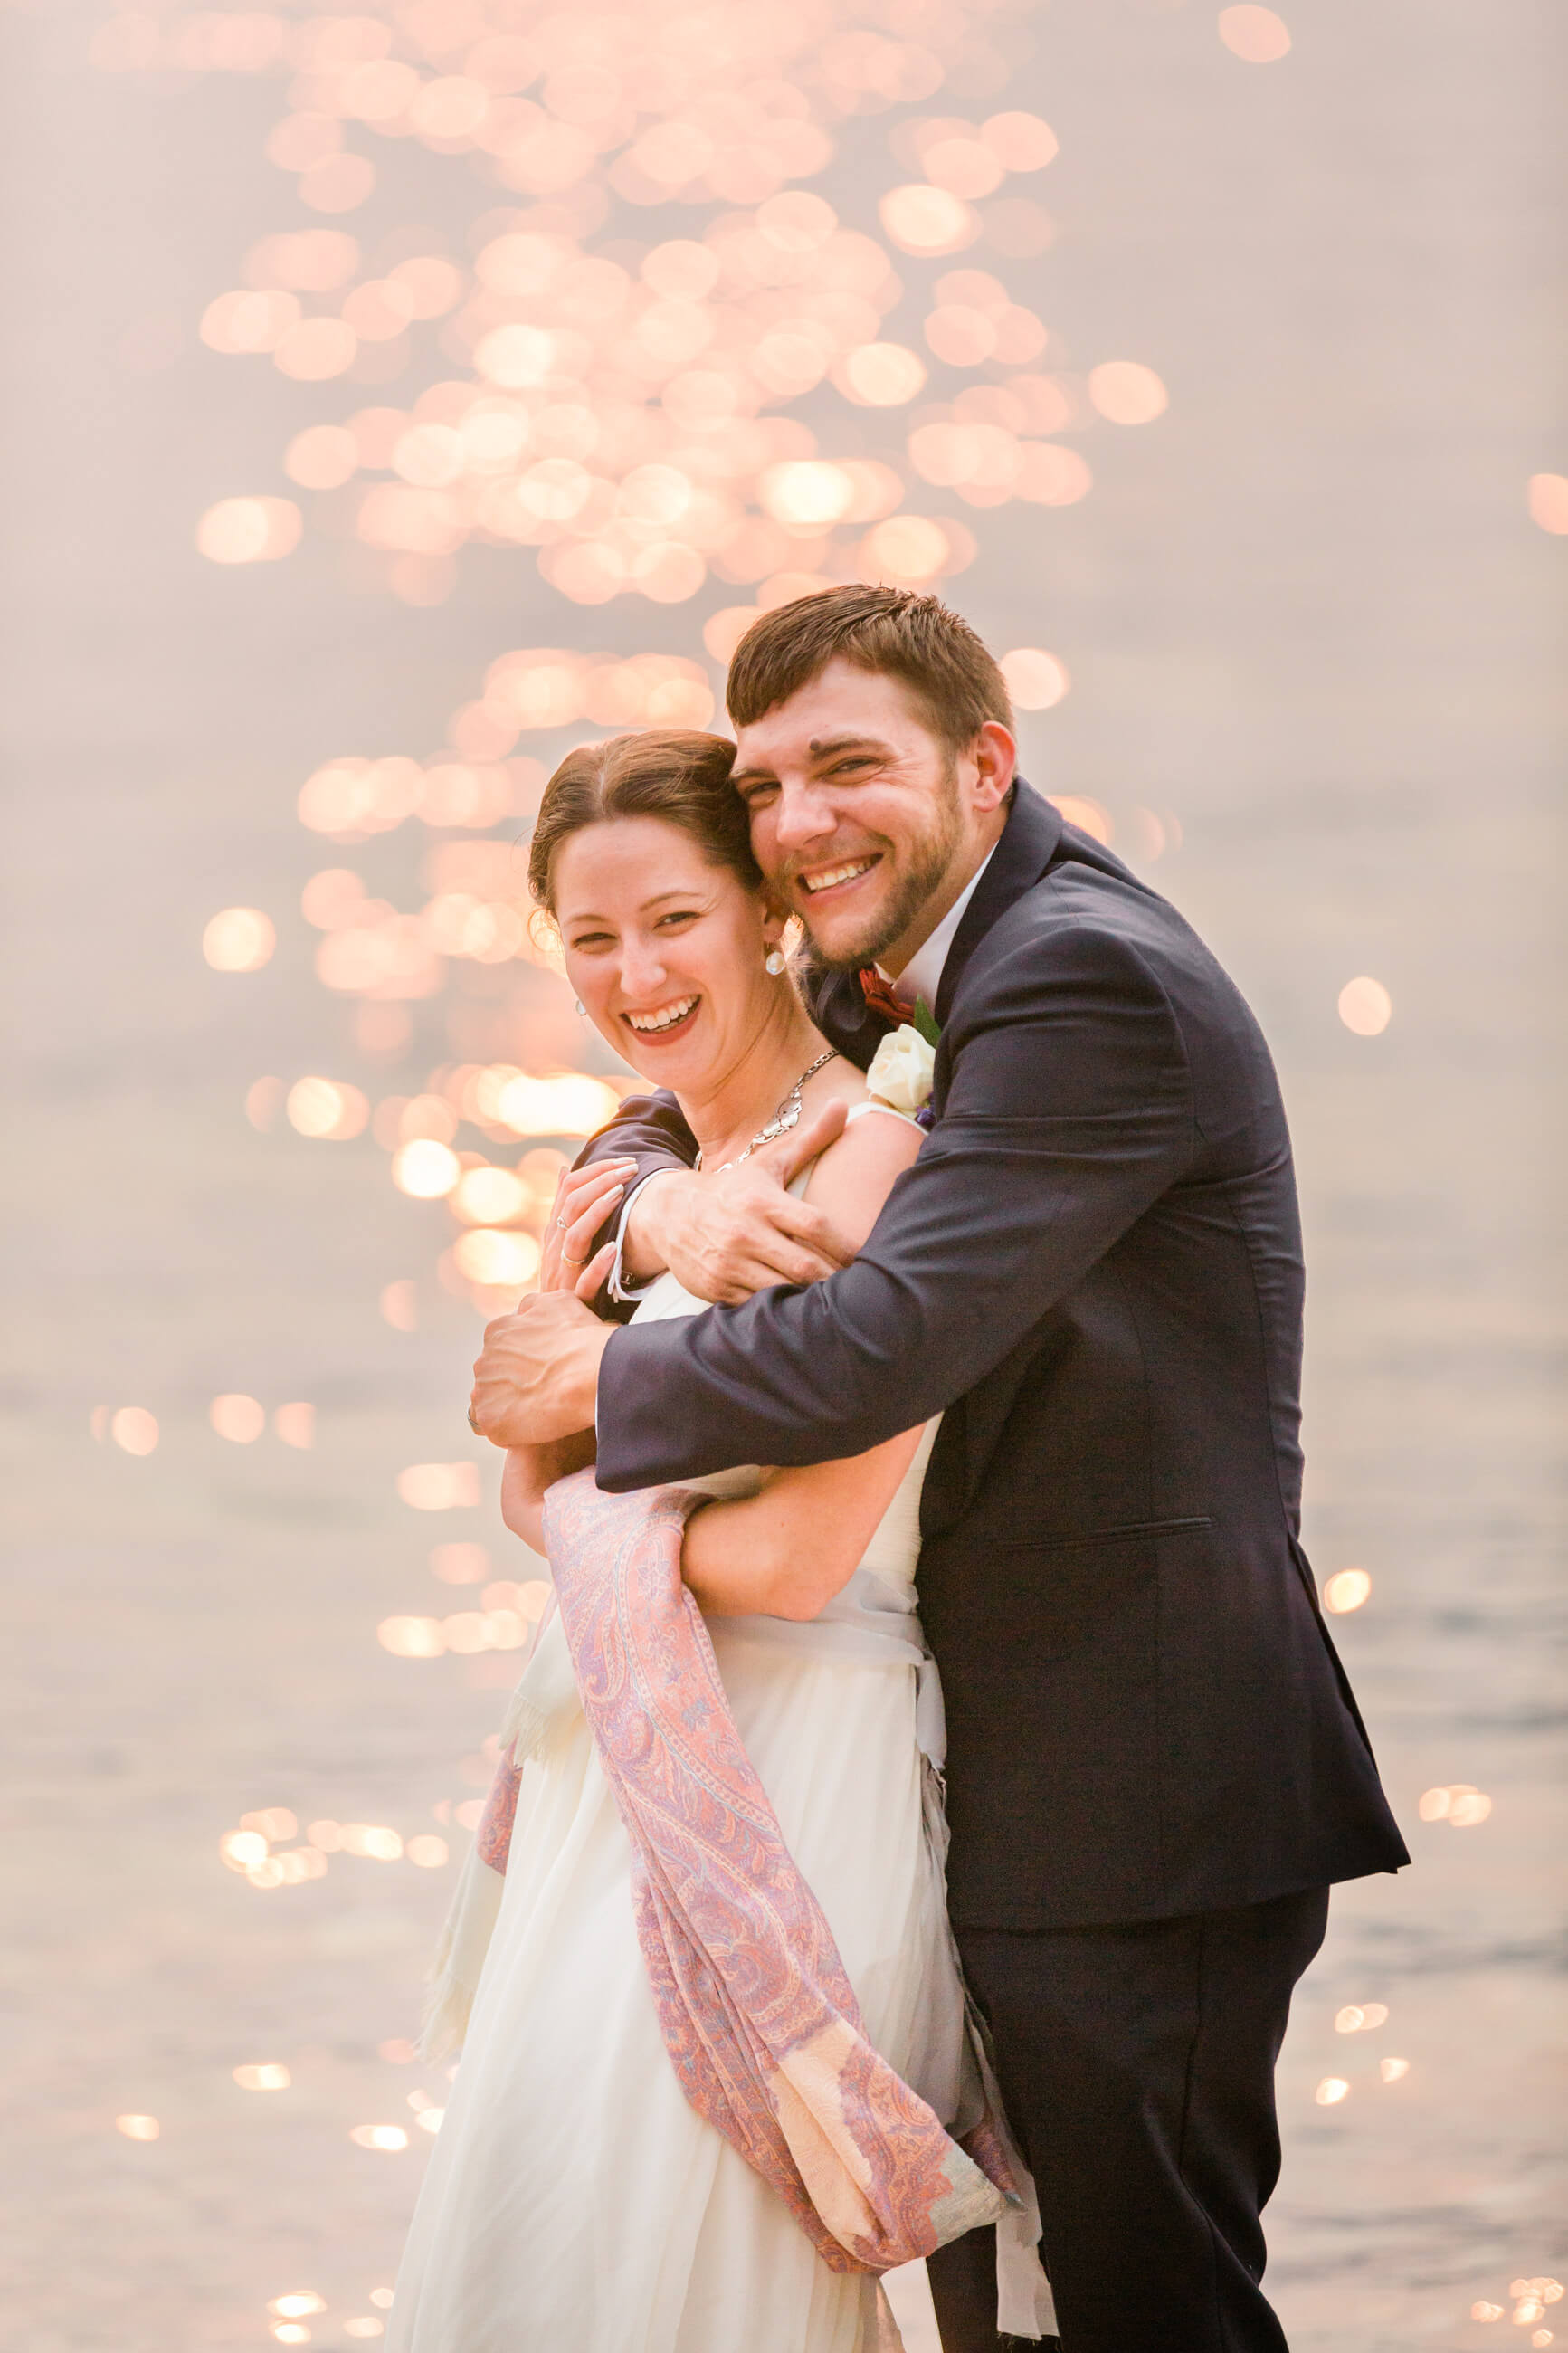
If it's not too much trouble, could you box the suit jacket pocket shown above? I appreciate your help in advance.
[1034,1514,1213,1551]
[962,1523,1210,1673]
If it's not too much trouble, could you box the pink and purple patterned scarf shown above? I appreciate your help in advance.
[471,1468,1016,2275]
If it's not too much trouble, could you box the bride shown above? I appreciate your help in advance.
[386,729,1045,2353]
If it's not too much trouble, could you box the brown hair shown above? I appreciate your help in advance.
[527,730,759,913]
[725,585,1015,751]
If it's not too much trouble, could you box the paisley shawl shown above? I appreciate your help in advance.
[529,1466,1017,2276]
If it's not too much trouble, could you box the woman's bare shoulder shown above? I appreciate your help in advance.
[799,1090,921,1253]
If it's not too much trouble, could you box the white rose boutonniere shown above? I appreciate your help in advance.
[866,1022,937,1118]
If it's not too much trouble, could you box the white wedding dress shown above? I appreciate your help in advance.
[387,1120,1047,2353]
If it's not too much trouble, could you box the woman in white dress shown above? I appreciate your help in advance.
[386,730,1044,2353]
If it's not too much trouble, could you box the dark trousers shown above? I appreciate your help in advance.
[927,1887,1329,2353]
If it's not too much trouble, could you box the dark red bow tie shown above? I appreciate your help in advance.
[858,967,908,1027]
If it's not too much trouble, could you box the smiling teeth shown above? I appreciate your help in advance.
[803,859,874,894]
[627,996,698,1034]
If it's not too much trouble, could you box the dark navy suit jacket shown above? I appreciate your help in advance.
[579,782,1409,1929]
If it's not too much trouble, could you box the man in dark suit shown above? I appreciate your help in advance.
[470,586,1409,2351]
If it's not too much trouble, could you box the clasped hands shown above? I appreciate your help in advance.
[469,1100,855,1449]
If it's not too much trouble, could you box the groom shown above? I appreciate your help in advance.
[470,586,1408,2351]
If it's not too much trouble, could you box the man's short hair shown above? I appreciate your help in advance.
[725,585,1015,755]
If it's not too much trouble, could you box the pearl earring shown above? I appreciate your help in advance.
[765,948,786,976]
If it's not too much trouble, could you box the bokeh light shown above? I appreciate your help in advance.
[452,1228,541,1287]
[379,1616,446,1658]
[245,1077,283,1130]
[116,2115,159,2140]
[981,112,1059,172]
[380,1280,419,1330]
[340,1824,404,1860]
[1218,7,1293,64]
[110,1407,158,1456]
[393,1139,461,1197]
[275,1403,316,1450]
[431,1542,489,1584]
[1526,473,1568,533]
[1338,976,1392,1036]
[242,1807,297,1842]
[203,908,277,971]
[211,1393,266,1443]
[285,424,359,489]
[1048,795,1112,846]
[880,185,978,257]
[837,343,927,405]
[1001,648,1071,710]
[288,1077,370,1139]
[1418,1785,1494,1825]
[1323,1568,1373,1613]
[197,497,301,564]
[1087,362,1169,424]
[396,1462,480,1511]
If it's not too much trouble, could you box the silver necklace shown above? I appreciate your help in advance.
[696,1049,840,1171]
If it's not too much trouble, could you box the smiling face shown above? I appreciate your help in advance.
[729,659,1016,974]
[554,814,789,1093]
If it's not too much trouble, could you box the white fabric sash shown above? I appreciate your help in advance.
[708,1565,949,1769]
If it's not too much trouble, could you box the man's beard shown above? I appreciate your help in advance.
[802,768,965,973]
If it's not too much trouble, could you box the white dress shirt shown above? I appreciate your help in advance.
[604,843,997,1300]
[877,841,997,1015]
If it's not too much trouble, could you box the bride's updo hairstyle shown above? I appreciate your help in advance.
[527,730,761,916]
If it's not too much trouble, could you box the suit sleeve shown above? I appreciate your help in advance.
[571,1090,698,1322]
[594,922,1197,1482]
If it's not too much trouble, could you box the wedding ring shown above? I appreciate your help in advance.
[556,1212,571,1231]
[467,1405,480,1434]
[562,1247,587,1267]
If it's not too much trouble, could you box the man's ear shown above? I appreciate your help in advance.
[971,720,1017,811]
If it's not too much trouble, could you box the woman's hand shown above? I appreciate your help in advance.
[501,1433,597,1554]
[538,1157,637,1298]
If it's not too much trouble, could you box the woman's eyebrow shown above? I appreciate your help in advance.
[564,888,703,923]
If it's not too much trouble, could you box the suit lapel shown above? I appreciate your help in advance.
[804,964,895,1071]
[934,781,1063,1026]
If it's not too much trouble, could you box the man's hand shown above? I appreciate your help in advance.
[622,1100,858,1305]
[470,1292,611,1447]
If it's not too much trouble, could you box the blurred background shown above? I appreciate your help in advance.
[2,0,1563,2347]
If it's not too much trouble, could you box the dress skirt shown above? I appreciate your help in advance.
[386,1622,948,2353]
